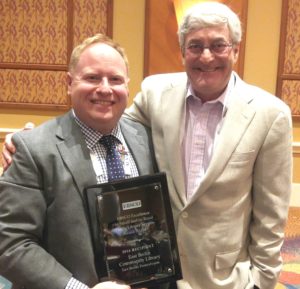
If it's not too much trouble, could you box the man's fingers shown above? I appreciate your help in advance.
[24,122,35,130]
[2,147,12,171]
[91,281,130,289]
[1,156,8,171]
[4,133,15,154]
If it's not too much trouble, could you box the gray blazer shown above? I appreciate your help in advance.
[0,111,158,289]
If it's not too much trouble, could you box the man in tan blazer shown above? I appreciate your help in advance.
[125,2,293,289]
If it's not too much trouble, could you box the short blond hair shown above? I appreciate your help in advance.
[68,33,129,74]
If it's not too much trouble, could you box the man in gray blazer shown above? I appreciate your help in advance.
[125,2,293,289]
[0,34,157,289]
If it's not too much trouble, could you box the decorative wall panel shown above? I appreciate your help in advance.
[277,0,300,118]
[0,69,67,106]
[0,0,112,110]
[282,81,300,116]
[0,0,68,65]
[73,0,112,46]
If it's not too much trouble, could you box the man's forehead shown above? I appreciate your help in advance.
[77,44,126,69]
[82,42,118,57]
[186,25,230,39]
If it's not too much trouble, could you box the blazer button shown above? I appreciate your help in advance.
[182,212,188,218]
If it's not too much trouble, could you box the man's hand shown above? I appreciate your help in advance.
[1,122,35,171]
[90,281,130,289]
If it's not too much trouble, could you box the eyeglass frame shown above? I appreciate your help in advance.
[185,41,234,55]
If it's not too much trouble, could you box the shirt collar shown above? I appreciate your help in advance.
[72,110,122,149]
[186,72,236,117]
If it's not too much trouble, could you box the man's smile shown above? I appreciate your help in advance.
[91,99,114,106]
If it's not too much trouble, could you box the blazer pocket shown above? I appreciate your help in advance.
[215,248,241,270]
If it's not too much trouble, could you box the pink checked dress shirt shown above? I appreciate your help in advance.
[182,75,235,200]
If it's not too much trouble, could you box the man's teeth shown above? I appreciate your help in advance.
[92,100,112,105]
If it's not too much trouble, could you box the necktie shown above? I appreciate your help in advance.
[100,135,125,181]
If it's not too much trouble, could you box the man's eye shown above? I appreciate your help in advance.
[110,77,124,84]
[86,75,101,82]
[213,43,226,48]
[188,44,202,49]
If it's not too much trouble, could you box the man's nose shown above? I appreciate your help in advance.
[96,78,112,94]
[199,48,215,61]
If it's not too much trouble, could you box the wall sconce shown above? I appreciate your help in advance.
[173,0,222,24]
[173,0,206,24]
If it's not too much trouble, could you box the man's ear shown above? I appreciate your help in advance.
[126,77,130,95]
[181,48,186,65]
[67,72,72,95]
[233,43,240,64]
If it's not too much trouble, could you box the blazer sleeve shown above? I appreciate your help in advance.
[249,105,293,289]
[0,133,72,289]
[125,80,152,127]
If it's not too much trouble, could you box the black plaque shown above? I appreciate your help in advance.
[84,172,182,288]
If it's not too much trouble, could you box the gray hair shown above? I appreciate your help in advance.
[178,2,242,54]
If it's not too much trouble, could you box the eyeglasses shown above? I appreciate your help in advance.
[186,42,233,55]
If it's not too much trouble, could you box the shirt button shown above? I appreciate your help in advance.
[182,212,188,218]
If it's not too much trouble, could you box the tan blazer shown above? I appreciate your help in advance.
[125,72,293,289]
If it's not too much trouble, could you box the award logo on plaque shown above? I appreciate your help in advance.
[84,172,182,288]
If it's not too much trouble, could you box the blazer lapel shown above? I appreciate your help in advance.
[161,81,188,205]
[119,118,151,175]
[187,76,256,205]
[55,112,97,198]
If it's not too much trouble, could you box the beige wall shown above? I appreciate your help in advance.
[113,0,145,103]
[243,0,281,94]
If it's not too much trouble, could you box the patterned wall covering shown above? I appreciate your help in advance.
[73,0,111,46]
[0,1,68,65]
[0,0,111,110]
[277,0,300,118]
[0,69,67,106]
[282,81,300,116]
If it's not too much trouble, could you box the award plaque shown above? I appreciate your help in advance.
[84,172,182,288]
